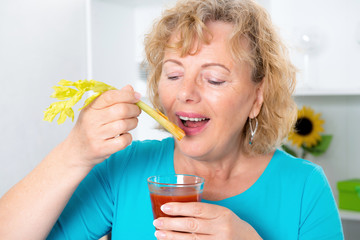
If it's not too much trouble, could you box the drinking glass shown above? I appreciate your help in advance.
[147,174,205,219]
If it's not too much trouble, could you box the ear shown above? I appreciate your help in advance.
[249,81,264,119]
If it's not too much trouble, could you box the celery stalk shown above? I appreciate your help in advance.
[45,79,185,140]
[136,100,185,141]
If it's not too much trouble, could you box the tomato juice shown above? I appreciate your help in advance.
[150,187,202,219]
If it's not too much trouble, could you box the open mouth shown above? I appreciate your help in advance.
[179,116,210,128]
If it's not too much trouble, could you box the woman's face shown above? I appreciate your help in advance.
[158,21,263,161]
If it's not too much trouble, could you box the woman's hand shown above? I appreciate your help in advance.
[63,85,141,168]
[153,202,262,240]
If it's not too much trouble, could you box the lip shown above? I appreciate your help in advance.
[176,111,210,136]
[176,111,209,119]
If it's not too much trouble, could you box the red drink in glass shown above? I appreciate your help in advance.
[147,175,205,219]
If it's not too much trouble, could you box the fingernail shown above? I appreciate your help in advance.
[161,204,172,213]
[134,92,141,100]
[155,230,166,238]
[153,219,163,227]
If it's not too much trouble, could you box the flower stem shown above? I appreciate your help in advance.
[301,150,308,159]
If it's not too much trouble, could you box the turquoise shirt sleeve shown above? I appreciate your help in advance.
[47,159,115,240]
[298,166,343,239]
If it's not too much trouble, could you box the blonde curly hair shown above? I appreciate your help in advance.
[144,0,297,155]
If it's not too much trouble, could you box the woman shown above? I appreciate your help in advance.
[0,0,343,239]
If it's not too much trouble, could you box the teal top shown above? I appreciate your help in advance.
[48,137,343,239]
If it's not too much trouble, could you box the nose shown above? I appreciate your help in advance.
[176,76,201,104]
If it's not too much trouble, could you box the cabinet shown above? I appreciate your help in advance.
[269,0,360,96]
[294,88,360,96]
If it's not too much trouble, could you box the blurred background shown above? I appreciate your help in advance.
[0,0,359,238]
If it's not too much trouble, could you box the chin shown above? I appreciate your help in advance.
[176,137,212,160]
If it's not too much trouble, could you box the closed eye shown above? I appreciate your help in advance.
[168,76,180,80]
[202,71,227,86]
[208,80,225,85]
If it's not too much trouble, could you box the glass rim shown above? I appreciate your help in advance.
[147,174,205,186]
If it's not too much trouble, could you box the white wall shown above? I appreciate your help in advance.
[90,0,136,87]
[0,0,87,196]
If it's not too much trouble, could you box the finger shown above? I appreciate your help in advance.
[154,230,212,240]
[101,118,139,140]
[97,103,141,123]
[102,132,133,156]
[160,202,227,219]
[122,84,134,91]
[154,217,215,235]
[90,87,141,109]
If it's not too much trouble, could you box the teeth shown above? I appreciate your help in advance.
[179,116,207,121]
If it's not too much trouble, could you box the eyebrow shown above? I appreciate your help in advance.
[163,59,231,73]
[202,63,230,73]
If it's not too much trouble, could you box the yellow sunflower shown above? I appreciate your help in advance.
[288,106,325,147]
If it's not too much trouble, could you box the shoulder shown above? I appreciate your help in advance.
[266,150,335,211]
[272,149,323,177]
[264,150,342,238]
[269,149,329,191]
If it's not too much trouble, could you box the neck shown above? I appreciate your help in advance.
[173,144,274,201]
[174,145,251,181]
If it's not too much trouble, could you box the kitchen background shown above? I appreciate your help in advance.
[0,0,359,238]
